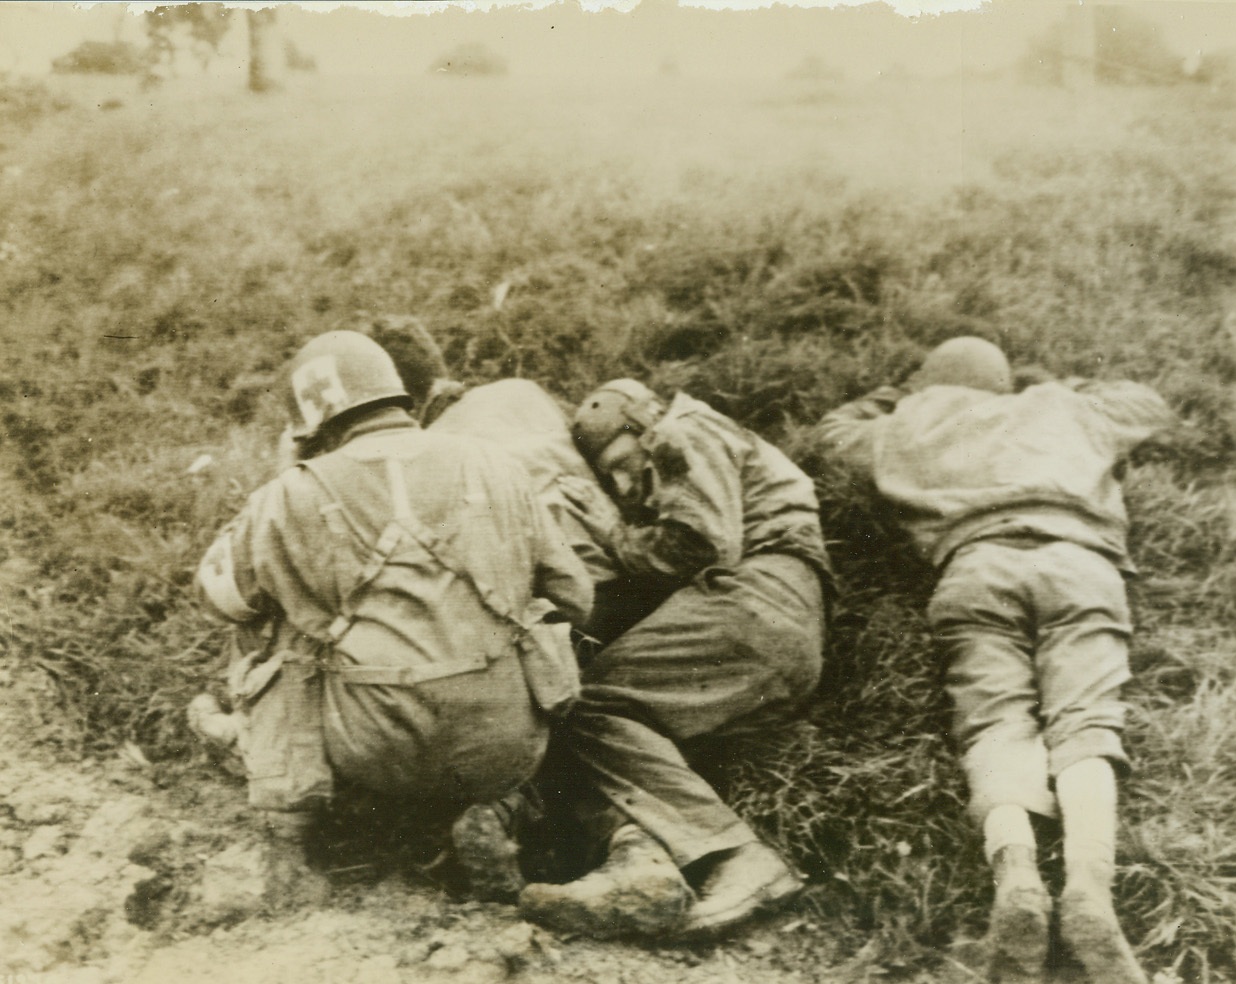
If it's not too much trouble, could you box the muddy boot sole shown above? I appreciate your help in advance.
[520,872,691,940]
[519,826,692,939]
[986,886,1051,982]
[1059,888,1148,984]
[452,803,525,903]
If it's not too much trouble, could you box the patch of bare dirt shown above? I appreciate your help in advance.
[1,656,896,984]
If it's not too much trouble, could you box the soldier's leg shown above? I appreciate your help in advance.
[323,651,550,904]
[521,555,823,938]
[188,624,331,910]
[928,543,1053,981]
[569,556,822,856]
[1033,543,1146,984]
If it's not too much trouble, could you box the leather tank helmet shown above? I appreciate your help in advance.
[571,378,665,463]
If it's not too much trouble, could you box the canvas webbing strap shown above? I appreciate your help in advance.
[299,455,527,686]
[385,456,412,521]
[325,523,403,643]
[329,657,487,687]
[381,458,531,635]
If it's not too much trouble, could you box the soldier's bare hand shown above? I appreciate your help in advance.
[557,475,596,509]
[557,476,620,547]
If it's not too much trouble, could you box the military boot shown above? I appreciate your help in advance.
[451,797,526,903]
[677,840,802,939]
[1059,886,1148,984]
[986,845,1051,983]
[258,810,331,910]
[519,824,692,939]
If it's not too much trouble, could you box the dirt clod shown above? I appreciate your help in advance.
[23,823,67,860]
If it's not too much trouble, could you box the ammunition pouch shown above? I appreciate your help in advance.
[227,632,333,814]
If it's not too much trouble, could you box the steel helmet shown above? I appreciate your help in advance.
[912,336,1012,394]
[286,331,411,441]
[572,379,664,462]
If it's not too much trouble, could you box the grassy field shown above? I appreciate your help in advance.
[3,70,1235,980]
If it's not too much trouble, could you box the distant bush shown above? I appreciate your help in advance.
[284,39,317,73]
[1095,8,1184,84]
[1194,50,1236,89]
[429,43,507,77]
[786,54,844,84]
[52,40,146,76]
[0,77,68,129]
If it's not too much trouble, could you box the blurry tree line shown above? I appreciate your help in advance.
[48,6,514,89]
[1019,5,1236,89]
[48,3,1235,93]
[51,4,315,92]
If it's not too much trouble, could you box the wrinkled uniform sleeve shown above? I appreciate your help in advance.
[608,412,744,578]
[1075,379,1177,453]
[195,491,276,623]
[528,486,595,629]
[610,519,718,580]
[814,385,905,476]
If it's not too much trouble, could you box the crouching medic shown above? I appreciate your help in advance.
[188,330,593,899]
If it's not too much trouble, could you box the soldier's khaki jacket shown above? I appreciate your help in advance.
[615,392,832,582]
[427,378,616,587]
[816,379,1175,570]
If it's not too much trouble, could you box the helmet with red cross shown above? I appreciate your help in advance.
[286,331,411,441]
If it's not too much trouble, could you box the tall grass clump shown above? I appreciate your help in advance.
[2,75,1235,979]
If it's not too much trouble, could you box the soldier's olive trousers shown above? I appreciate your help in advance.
[927,539,1133,824]
[232,623,548,814]
[558,553,825,868]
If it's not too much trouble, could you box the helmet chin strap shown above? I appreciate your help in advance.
[292,429,326,461]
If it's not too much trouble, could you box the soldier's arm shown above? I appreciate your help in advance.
[193,475,296,624]
[814,385,905,474]
[609,519,718,580]
[195,512,269,623]
[615,420,746,577]
[1075,379,1178,452]
[529,491,594,629]
[557,472,717,581]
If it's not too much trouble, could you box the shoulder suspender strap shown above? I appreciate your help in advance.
[325,522,403,643]
[380,457,531,633]
[385,457,412,522]
[397,514,529,633]
[301,458,405,643]
[299,455,531,677]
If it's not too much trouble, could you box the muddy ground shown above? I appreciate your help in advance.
[0,654,997,984]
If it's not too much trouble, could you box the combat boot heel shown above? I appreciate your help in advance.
[519,824,692,939]
[986,845,1051,983]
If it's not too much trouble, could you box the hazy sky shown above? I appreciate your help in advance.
[4,1,1235,80]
